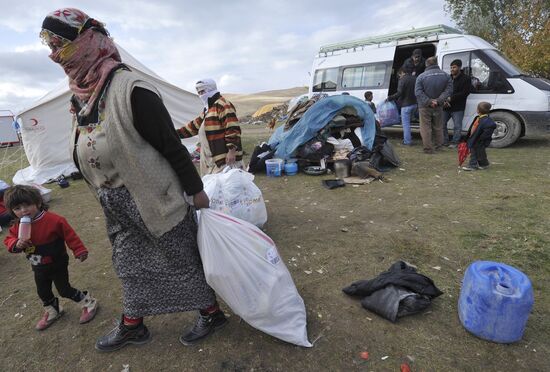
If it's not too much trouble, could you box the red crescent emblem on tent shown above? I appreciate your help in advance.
[30,118,38,126]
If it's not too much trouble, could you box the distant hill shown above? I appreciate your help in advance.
[225,87,308,117]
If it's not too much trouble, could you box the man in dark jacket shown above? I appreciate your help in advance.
[415,57,453,153]
[402,49,426,77]
[387,66,417,145]
[462,102,497,171]
[443,59,471,147]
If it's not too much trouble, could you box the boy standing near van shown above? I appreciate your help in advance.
[443,59,471,147]
[461,102,497,171]
[415,57,453,154]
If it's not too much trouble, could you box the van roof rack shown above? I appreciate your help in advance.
[319,24,463,54]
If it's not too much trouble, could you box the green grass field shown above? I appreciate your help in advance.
[0,129,548,371]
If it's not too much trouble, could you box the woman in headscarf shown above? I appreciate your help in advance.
[177,78,243,176]
[40,8,227,351]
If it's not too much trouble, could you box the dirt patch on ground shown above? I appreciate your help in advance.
[225,87,307,117]
[0,129,549,371]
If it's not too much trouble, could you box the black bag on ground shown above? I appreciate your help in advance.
[248,143,274,174]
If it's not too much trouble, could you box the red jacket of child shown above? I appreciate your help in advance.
[4,210,87,265]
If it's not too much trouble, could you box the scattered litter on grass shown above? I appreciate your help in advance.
[199,349,203,352]
[292,226,297,229]
[14,313,22,318]
[442,256,450,261]
[435,175,441,178]
[304,270,312,275]
[352,185,360,188]
[451,220,460,224]
[341,227,349,232]
[291,257,297,262]
[340,216,347,219]
[399,168,406,171]
[407,355,415,362]
[121,364,130,372]
[381,356,389,360]
[296,245,301,248]
[432,266,441,271]
[422,204,430,207]
[264,200,269,203]
[318,313,323,318]
[360,351,369,360]
[316,269,324,274]
[312,252,317,255]
[94,217,100,220]
[366,317,372,321]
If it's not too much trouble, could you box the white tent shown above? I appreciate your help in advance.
[0,110,19,145]
[14,46,202,185]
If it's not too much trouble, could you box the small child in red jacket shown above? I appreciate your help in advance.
[3,185,99,330]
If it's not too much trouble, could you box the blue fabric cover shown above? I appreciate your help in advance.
[268,95,376,159]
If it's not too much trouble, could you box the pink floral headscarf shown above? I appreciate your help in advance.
[41,8,122,116]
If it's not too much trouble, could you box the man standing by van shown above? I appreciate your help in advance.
[387,66,417,146]
[415,57,453,154]
[443,59,471,147]
[403,49,426,77]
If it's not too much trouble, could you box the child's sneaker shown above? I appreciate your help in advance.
[478,165,489,170]
[36,304,64,331]
[78,291,99,324]
[461,166,478,171]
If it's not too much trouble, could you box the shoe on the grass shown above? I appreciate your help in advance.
[461,166,478,171]
[478,165,489,170]
[78,291,98,324]
[179,310,228,346]
[36,304,64,331]
[95,318,151,352]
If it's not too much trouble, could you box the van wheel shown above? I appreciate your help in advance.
[489,111,522,148]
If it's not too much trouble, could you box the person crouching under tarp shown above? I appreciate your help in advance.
[177,79,243,176]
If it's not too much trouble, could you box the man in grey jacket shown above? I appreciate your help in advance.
[415,57,453,153]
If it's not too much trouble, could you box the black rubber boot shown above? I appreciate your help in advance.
[95,317,151,352]
[179,310,228,346]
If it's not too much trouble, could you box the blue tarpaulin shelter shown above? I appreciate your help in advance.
[268,95,376,159]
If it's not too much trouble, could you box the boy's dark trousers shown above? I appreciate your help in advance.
[33,254,80,305]
[468,142,489,168]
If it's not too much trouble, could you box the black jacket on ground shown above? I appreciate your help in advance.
[343,261,443,298]
[466,115,497,148]
[343,261,443,322]
[388,74,417,107]
[445,71,471,112]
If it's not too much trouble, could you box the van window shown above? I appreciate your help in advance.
[342,64,387,89]
[484,49,524,76]
[442,52,470,73]
[312,68,338,92]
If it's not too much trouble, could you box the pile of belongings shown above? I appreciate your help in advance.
[248,94,400,178]
[342,261,443,322]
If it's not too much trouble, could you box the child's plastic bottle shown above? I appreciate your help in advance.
[18,216,32,240]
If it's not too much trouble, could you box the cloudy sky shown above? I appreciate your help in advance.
[0,0,453,113]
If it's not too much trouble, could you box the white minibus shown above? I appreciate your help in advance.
[310,25,550,147]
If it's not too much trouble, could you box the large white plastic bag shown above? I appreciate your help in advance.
[198,209,312,347]
[202,168,268,227]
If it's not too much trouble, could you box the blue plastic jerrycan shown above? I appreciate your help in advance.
[458,261,534,343]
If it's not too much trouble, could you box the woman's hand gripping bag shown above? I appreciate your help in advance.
[202,168,268,227]
[198,209,312,347]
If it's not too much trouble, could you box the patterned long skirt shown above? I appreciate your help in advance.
[98,186,216,317]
